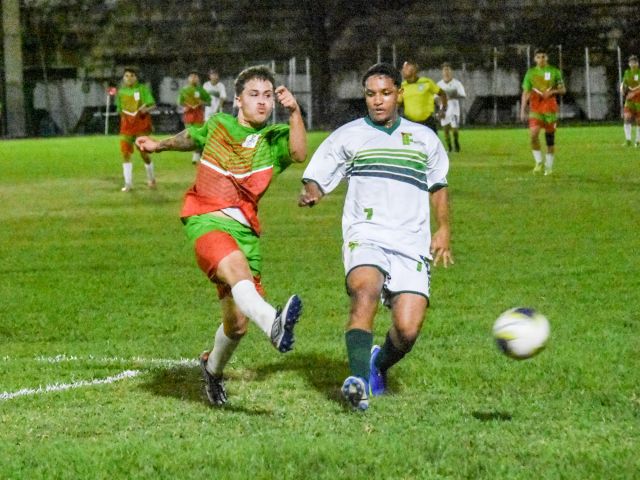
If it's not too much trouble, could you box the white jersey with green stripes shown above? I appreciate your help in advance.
[303,116,449,259]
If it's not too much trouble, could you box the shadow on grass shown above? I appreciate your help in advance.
[471,410,513,421]
[140,351,349,412]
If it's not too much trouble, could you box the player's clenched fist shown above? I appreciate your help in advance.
[135,136,159,153]
[275,86,299,113]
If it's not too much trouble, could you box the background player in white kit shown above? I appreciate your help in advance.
[203,68,227,120]
[299,63,453,411]
[437,63,466,152]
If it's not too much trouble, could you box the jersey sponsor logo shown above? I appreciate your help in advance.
[242,134,261,148]
[133,91,140,101]
[401,132,413,145]
[544,72,551,81]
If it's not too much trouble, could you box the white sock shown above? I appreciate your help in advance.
[532,150,542,165]
[624,123,632,141]
[230,279,276,337]
[545,153,554,170]
[192,152,201,163]
[144,162,155,181]
[206,324,240,376]
[122,162,133,185]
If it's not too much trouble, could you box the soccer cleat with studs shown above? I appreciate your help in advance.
[532,163,543,174]
[270,294,302,353]
[369,345,386,396]
[199,351,228,406]
[121,184,133,192]
[341,376,370,411]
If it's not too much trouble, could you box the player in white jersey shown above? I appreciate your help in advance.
[437,63,466,152]
[203,69,227,120]
[299,63,453,411]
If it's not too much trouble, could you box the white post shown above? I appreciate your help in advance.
[526,45,531,68]
[493,47,498,125]
[585,47,591,120]
[306,56,312,130]
[377,43,381,64]
[558,44,563,118]
[104,92,111,135]
[617,46,624,118]
[392,43,397,68]
[271,60,277,124]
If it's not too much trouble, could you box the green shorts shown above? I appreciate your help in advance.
[183,213,262,276]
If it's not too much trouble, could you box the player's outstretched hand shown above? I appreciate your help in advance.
[135,136,159,153]
[275,86,299,114]
[430,227,454,268]
[298,181,323,207]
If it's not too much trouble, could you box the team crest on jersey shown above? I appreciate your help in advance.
[242,134,261,148]
[544,71,551,81]
[401,132,413,145]
[635,74,639,81]
[133,91,140,101]
[418,84,425,92]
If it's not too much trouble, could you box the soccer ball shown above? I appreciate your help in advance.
[492,307,550,360]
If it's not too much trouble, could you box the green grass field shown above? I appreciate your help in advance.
[1,126,638,479]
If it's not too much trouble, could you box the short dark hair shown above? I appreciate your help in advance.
[123,67,138,76]
[188,70,199,76]
[208,68,219,75]
[234,65,275,96]
[441,62,452,69]
[629,55,639,62]
[534,48,547,55]
[362,63,402,88]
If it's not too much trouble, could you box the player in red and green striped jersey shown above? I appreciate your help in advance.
[520,48,566,176]
[621,55,640,147]
[178,71,212,164]
[115,68,157,192]
[136,66,306,406]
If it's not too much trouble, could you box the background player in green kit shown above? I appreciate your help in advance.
[178,71,212,164]
[115,67,157,191]
[520,48,566,175]
[136,66,307,406]
[299,63,453,411]
[621,54,640,147]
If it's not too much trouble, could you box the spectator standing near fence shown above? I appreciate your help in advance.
[115,67,157,192]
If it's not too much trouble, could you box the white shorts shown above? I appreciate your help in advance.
[440,112,460,128]
[343,242,431,306]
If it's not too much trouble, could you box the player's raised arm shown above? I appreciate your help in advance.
[136,129,198,153]
[275,85,307,163]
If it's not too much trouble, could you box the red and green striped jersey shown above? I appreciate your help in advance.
[623,68,640,102]
[115,82,155,135]
[181,113,292,234]
[522,65,564,114]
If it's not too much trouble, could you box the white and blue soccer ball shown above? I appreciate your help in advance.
[492,307,550,360]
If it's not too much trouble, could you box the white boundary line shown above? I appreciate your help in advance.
[0,355,199,402]
[0,370,141,401]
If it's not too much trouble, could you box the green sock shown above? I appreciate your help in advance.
[375,332,408,373]
[345,328,373,380]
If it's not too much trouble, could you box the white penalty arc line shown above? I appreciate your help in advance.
[0,370,142,401]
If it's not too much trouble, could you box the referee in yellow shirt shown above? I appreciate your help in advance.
[399,60,447,133]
